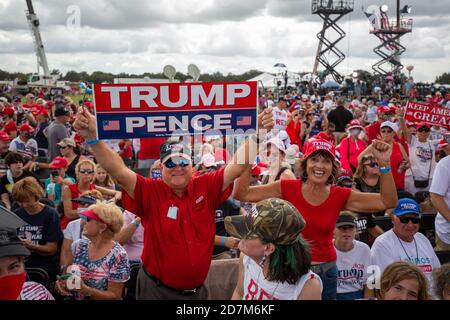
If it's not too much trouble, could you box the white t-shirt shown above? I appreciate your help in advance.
[430,156,450,244]
[272,107,289,133]
[370,229,441,295]
[242,255,322,300]
[335,240,371,294]
[406,136,438,179]
[323,100,334,112]
[63,219,87,241]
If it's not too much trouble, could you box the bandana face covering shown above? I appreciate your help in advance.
[0,272,26,300]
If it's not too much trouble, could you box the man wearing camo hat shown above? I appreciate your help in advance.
[225,198,322,300]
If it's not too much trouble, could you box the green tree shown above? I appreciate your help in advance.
[436,72,450,84]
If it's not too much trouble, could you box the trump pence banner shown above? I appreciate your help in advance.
[404,101,450,129]
[93,81,258,139]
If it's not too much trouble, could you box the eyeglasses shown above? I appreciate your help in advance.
[163,158,191,169]
[79,169,94,174]
[381,129,393,134]
[364,161,379,168]
[418,128,430,133]
[59,146,67,149]
[399,216,420,224]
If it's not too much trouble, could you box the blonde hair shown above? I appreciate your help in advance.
[75,159,97,180]
[93,164,114,188]
[379,261,430,300]
[12,177,44,202]
[80,189,104,201]
[88,202,123,235]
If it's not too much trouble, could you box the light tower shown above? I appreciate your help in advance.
[365,1,413,76]
[311,0,354,83]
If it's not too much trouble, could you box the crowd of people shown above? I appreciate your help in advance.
[0,85,449,301]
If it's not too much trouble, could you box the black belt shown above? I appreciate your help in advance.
[142,267,202,296]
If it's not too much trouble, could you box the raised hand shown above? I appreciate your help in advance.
[371,139,392,166]
[73,107,97,140]
[258,107,274,132]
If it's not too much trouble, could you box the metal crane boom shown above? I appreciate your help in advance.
[25,0,50,77]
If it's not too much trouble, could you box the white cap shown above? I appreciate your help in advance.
[200,154,216,168]
[265,137,286,154]
[380,121,398,132]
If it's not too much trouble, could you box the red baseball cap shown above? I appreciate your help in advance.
[38,109,49,117]
[251,162,268,177]
[416,123,431,130]
[2,107,14,117]
[377,106,391,114]
[437,139,448,150]
[50,156,68,169]
[19,124,35,133]
[405,120,416,127]
[347,119,363,130]
[303,138,336,159]
[0,131,10,141]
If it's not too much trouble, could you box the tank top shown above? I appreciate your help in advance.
[281,180,352,262]
[60,181,95,230]
[242,255,322,300]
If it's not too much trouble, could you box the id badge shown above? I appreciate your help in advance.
[167,206,178,220]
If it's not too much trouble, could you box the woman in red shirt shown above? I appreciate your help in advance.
[286,110,303,148]
[339,120,367,174]
[234,138,398,300]
[379,121,410,191]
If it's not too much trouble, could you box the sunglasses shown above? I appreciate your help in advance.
[399,216,420,224]
[418,128,430,133]
[59,146,68,149]
[163,158,191,169]
[381,129,393,134]
[364,161,379,168]
[79,169,94,174]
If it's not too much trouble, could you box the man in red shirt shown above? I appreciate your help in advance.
[74,107,274,300]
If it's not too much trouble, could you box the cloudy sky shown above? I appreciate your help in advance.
[0,0,448,82]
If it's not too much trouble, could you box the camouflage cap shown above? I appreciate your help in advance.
[224,198,305,246]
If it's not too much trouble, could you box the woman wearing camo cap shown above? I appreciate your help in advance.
[225,198,322,300]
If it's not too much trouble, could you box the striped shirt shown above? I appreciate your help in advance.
[20,282,54,300]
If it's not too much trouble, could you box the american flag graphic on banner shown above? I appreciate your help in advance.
[102,120,120,131]
[237,116,252,126]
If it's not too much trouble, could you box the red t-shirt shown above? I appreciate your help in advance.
[390,142,406,190]
[138,138,165,160]
[365,121,381,144]
[118,141,132,159]
[60,182,96,230]
[280,180,352,262]
[339,137,367,173]
[122,168,232,290]
[4,120,17,134]
[286,121,302,148]
[214,147,230,163]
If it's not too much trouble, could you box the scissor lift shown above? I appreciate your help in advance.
[370,18,413,75]
[312,0,354,83]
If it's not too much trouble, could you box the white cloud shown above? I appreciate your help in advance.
[0,0,448,82]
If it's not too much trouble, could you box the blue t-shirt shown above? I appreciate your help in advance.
[44,175,76,205]
[15,205,63,278]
